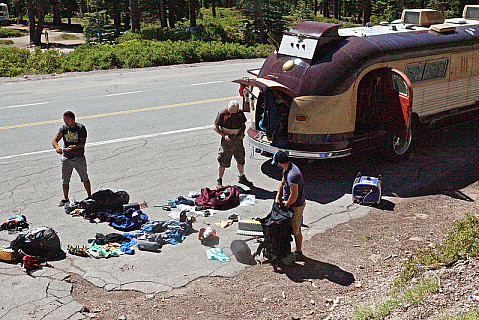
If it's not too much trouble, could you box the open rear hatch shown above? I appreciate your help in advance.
[233,77,295,149]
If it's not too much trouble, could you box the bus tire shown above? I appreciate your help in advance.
[382,127,412,162]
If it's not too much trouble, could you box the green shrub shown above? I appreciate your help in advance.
[397,214,479,285]
[0,39,13,45]
[61,40,271,73]
[0,46,30,76]
[59,33,80,40]
[27,47,62,74]
[0,28,25,38]
[352,276,440,320]
[117,30,143,43]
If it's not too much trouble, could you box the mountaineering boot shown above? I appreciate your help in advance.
[216,178,223,189]
[238,175,252,186]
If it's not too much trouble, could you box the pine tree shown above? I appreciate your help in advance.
[240,0,288,44]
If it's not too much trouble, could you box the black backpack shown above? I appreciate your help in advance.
[80,189,130,214]
[255,203,293,266]
[10,227,63,260]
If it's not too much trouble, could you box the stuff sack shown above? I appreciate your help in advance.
[109,208,148,231]
[10,227,62,260]
[1,215,29,231]
[255,203,293,265]
[194,185,241,210]
[79,189,130,214]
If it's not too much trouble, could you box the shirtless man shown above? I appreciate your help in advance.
[214,100,252,188]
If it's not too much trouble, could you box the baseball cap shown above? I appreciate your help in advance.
[271,151,289,165]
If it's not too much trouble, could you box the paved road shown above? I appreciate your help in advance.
[5,58,457,319]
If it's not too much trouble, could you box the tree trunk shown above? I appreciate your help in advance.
[323,0,330,18]
[168,0,177,28]
[53,0,61,25]
[334,0,342,20]
[27,8,35,44]
[314,0,318,17]
[212,0,216,18]
[129,0,140,32]
[363,0,371,25]
[112,1,121,37]
[33,10,46,45]
[158,0,167,27]
[189,0,197,28]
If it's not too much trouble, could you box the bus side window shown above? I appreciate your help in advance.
[423,58,448,81]
[392,74,408,96]
[405,62,426,82]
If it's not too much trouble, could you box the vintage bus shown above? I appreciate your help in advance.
[0,3,8,22]
[234,5,479,161]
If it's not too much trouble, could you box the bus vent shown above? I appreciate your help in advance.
[430,24,456,33]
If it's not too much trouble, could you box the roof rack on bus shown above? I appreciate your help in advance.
[463,5,479,20]
[401,9,445,26]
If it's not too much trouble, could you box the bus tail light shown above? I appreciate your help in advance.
[295,114,309,122]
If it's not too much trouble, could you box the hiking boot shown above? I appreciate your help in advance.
[216,178,223,189]
[58,199,69,207]
[293,250,305,261]
[238,175,252,186]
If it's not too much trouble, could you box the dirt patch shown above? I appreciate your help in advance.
[1,23,85,52]
[71,181,479,319]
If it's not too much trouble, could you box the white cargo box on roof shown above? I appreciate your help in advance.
[401,9,445,26]
[464,5,479,20]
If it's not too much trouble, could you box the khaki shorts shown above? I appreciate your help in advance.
[290,202,306,236]
[217,136,245,168]
[61,156,89,184]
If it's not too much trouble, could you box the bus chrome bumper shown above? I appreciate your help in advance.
[247,132,352,159]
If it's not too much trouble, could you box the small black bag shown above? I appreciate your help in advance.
[10,227,63,260]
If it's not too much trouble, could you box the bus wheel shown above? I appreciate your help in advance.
[383,127,412,161]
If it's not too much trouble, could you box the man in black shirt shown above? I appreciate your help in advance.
[214,100,252,188]
[52,111,92,206]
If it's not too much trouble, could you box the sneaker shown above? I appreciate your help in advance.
[293,250,305,261]
[58,199,69,207]
[216,178,223,189]
[238,175,252,185]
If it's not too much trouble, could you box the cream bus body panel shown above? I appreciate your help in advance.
[288,88,357,135]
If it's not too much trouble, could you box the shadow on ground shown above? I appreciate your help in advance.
[259,120,479,205]
[278,257,355,285]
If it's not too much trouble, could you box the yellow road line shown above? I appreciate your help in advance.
[0,96,240,130]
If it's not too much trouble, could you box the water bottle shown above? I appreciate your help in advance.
[137,240,160,252]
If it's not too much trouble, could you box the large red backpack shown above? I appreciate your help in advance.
[195,186,241,210]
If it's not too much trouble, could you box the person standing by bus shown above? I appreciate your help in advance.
[214,100,252,189]
[273,151,306,259]
[52,111,91,206]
